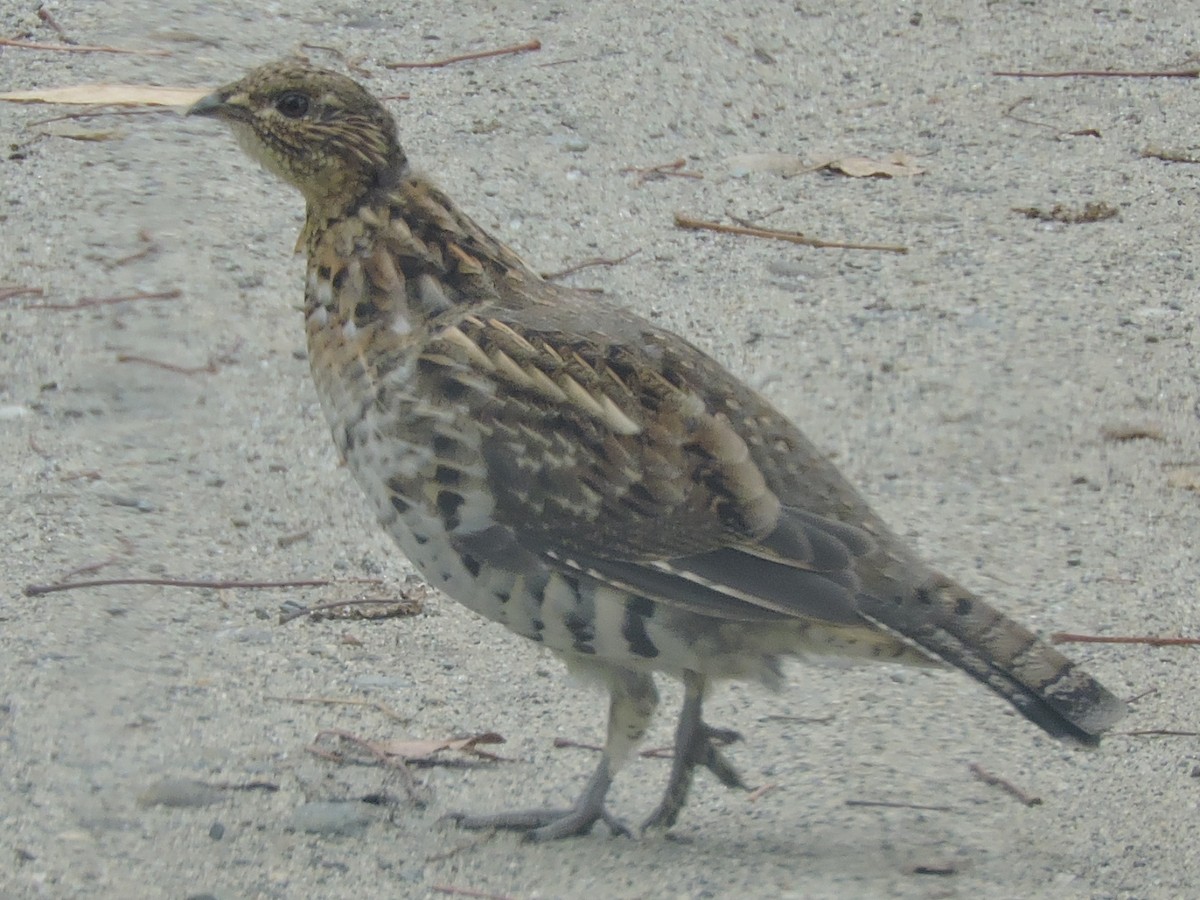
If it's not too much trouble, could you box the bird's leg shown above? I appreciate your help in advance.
[449,668,658,842]
[642,670,749,833]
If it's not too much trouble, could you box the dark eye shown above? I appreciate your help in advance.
[275,92,310,119]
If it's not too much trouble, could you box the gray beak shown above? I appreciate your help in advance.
[187,91,229,118]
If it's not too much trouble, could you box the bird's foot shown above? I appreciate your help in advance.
[447,803,630,842]
[641,723,748,833]
[446,759,629,842]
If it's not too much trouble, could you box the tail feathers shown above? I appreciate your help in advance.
[857,572,1126,745]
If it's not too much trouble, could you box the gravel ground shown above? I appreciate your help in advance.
[1,2,1197,898]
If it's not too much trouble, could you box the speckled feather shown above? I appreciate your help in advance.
[190,60,1125,837]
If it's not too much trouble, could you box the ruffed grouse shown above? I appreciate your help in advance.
[188,61,1125,841]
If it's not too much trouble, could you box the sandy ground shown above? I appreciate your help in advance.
[1,1,1198,897]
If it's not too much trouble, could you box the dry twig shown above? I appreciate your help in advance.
[267,695,409,722]
[542,249,641,280]
[18,288,181,310]
[57,536,135,582]
[746,782,779,803]
[37,6,75,43]
[675,212,907,254]
[0,285,44,302]
[1141,145,1200,164]
[968,763,1042,807]
[431,886,515,900]
[845,798,956,813]
[994,67,1199,78]
[117,354,218,376]
[109,229,159,267]
[278,597,423,625]
[28,108,172,127]
[621,158,703,186]
[386,39,540,69]
[1050,633,1200,647]
[0,37,168,56]
[307,730,429,804]
[25,576,343,597]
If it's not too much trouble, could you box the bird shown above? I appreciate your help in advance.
[188,60,1126,842]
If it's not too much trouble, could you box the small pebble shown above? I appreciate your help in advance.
[138,778,223,809]
[288,801,375,836]
[350,674,411,691]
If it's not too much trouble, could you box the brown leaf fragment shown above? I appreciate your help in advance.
[811,151,926,178]
[1015,201,1119,223]
[1100,423,1165,442]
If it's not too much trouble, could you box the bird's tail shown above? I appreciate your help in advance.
[857,572,1126,745]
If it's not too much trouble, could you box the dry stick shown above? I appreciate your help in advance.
[21,288,182,311]
[553,737,603,753]
[117,354,217,376]
[1126,687,1160,704]
[968,763,1042,807]
[993,68,1199,78]
[308,730,425,803]
[622,158,703,186]
[729,206,786,229]
[0,285,43,302]
[1050,632,1200,647]
[37,7,76,43]
[58,536,135,582]
[675,212,908,254]
[1142,146,1200,164]
[1117,728,1200,737]
[845,799,956,813]
[1002,96,1059,132]
[25,576,339,597]
[28,108,170,127]
[746,782,779,803]
[0,37,169,56]
[267,695,409,722]
[542,248,641,280]
[278,597,419,625]
[431,886,516,900]
[27,435,51,459]
[110,229,158,267]
[386,39,541,69]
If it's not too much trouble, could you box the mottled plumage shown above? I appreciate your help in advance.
[189,61,1126,840]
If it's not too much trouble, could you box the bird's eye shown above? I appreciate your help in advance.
[274,92,310,119]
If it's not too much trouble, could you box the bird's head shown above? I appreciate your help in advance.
[188,60,406,212]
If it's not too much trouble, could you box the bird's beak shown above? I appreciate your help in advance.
[187,90,228,118]
[188,89,240,119]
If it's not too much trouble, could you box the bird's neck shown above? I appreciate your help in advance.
[301,172,554,338]
[304,172,548,315]
[299,160,409,251]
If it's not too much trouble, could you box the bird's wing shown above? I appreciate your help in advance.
[423,307,887,626]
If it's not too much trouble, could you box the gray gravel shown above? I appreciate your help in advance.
[2,1,1198,898]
